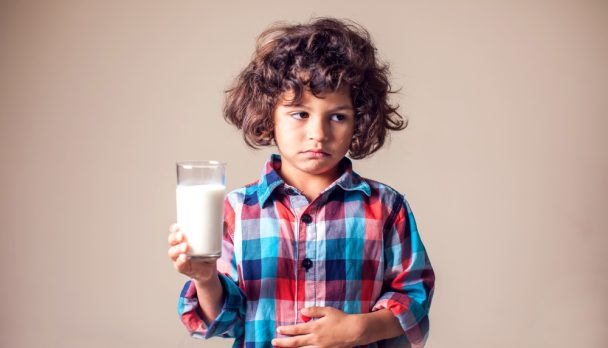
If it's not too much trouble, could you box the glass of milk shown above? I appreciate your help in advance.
[176,161,226,259]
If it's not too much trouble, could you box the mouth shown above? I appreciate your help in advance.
[301,149,330,158]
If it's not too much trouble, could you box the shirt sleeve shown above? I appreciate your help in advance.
[371,195,435,347]
[177,196,246,340]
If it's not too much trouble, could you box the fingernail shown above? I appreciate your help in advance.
[301,314,311,322]
[175,231,182,240]
[276,327,281,334]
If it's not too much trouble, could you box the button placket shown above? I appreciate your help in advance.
[300,210,317,309]
[289,194,309,323]
[300,212,314,273]
[301,213,312,224]
[301,258,313,271]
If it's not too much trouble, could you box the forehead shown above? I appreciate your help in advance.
[278,87,352,106]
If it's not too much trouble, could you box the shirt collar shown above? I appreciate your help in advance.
[257,153,371,206]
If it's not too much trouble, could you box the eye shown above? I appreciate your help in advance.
[330,113,347,122]
[290,112,308,120]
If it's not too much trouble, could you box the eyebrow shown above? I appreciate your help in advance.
[282,104,354,112]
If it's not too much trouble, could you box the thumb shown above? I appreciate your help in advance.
[301,306,330,319]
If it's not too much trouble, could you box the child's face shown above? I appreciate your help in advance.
[273,87,355,181]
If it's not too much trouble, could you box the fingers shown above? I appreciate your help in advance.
[168,241,189,261]
[277,322,313,336]
[168,223,185,245]
[168,224,190,262]
[167,223,195,277]
[272,333,313,347]
[174,253,190,273]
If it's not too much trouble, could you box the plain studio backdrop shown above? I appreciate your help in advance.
[1,1,606,347]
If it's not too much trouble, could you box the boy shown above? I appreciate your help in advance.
[168,17,435,347]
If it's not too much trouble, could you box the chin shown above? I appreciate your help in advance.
[301,162,338,175]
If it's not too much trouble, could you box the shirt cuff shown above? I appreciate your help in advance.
[177,274,245,339]
[372,292,430,345]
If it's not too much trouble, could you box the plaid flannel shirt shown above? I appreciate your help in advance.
[178,154,435,347]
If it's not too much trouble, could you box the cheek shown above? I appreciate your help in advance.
[340,125,355,146]
[273,122,290,142]
[273,123,297,150]
[339,137,353,149]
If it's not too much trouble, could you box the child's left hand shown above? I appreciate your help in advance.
[271,307,363,348]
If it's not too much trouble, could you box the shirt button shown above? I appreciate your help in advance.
[301,214,312,224]
[301,258,313,271]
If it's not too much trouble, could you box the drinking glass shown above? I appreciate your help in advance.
[176,161,226,259]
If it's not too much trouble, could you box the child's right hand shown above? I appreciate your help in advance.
[168,223,218,283]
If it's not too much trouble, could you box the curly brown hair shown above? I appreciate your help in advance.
[223,17,407,159]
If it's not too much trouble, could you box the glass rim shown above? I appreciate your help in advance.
[176,160,227,169]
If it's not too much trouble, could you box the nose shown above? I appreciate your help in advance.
[306,116,328,142]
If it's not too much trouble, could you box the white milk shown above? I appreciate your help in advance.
[176,184,225,257]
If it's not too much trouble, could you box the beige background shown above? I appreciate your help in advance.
[1,0,607,347]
